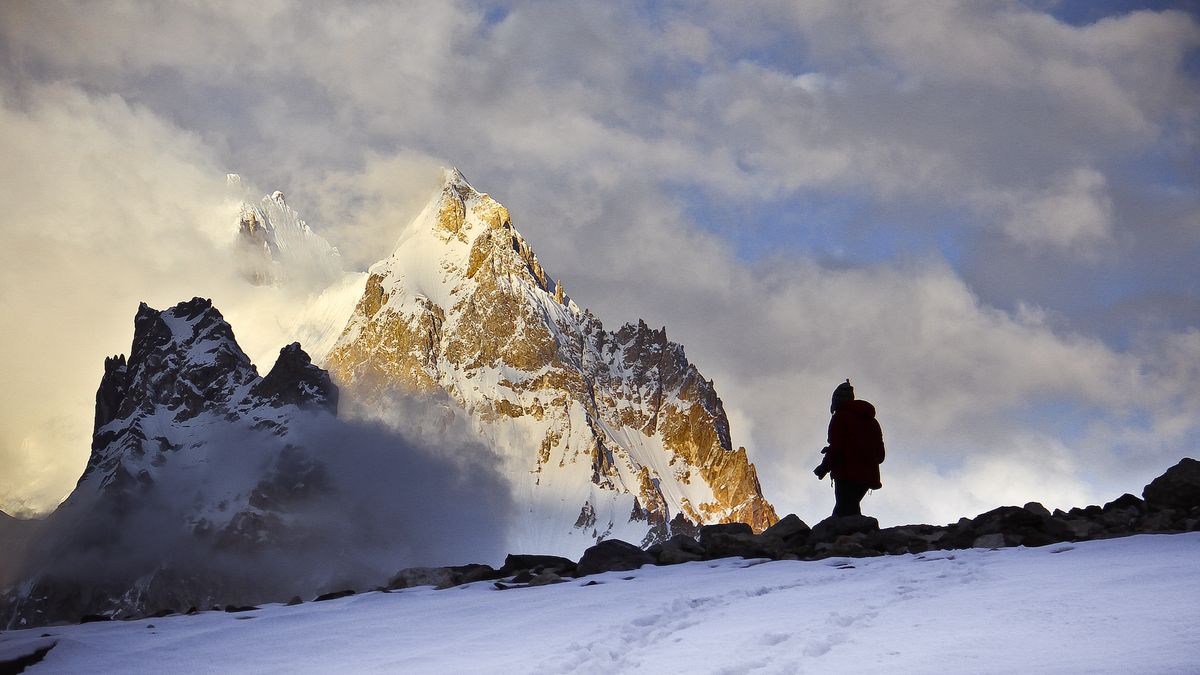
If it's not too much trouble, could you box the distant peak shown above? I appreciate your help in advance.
[226,173,242,186]
[271,190,286,204]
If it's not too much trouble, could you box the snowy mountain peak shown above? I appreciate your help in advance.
[236,187,342,287]
[327,169,777,556]
[2,299,346,627]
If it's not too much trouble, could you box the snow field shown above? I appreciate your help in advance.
[4,533,1197,674]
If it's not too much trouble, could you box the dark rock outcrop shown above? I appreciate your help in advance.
[577,539,654,576]
[1143,457,1200,510]
[389,564,497,590]
[498,554,576,579]
[647,534,706,565]
[251,342,338,414]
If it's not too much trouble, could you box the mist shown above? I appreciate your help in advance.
[3,401,513,622]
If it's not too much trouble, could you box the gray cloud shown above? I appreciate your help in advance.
[1,1,1198,530]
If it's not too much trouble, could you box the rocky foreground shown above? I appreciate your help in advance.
[53,457,1192,624]
[380,457,1200,593]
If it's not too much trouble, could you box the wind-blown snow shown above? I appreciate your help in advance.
[4,534,1196,674]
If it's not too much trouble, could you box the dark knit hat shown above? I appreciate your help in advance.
[831,379,855,413]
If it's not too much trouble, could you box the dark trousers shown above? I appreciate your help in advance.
[833,480,869,517]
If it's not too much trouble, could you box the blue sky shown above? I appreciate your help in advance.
[0,0,1197,525]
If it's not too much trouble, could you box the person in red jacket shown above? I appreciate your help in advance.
[814,380,885,517]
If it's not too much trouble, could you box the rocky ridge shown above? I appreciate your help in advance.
[2,298,340,629]
[372,457,1200,593]
[324,169,776,554]
[49,457,1196,624]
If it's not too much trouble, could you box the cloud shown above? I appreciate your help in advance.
[0,0,1197,535]
[9,408,513,615]
[992,167,1114,253]
[0,83,377,513]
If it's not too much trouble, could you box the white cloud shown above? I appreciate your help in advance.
[0,1,1197,531]
[995,168,1114,253]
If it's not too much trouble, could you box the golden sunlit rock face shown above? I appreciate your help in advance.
[326,169,776,549]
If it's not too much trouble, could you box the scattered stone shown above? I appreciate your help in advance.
[577,539,655,576]
[286,596,303,606]
[313,590,355,602]
[224,605,258,613]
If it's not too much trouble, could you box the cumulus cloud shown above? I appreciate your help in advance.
[0,0,1198,534]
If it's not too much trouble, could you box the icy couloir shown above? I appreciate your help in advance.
[325,169,777,554]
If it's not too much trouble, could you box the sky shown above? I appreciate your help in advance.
[0,1,1198,528]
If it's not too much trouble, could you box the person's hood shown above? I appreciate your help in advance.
[838,399,876,418]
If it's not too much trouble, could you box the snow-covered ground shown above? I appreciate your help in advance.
[3,533,1197,674]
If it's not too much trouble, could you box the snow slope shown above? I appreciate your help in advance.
[4,533,1197,674]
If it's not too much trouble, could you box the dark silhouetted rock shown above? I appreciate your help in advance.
[650,534,706,565]
[810,515,879,544]
[499,554,576,578]
[1104,493,1146,513]
[698,522,780,559]
[251,342,338,414]
[1143,458,1200,510]
[762,514,811,547]
[528,571,565,586]
[577,539,655,576]
[286,596,303,606]
[313,590,355,602]
[79,614,112,624]
[667,513,700,539]
[1023,502,1052,519]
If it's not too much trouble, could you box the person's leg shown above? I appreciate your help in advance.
[833,480,869,517]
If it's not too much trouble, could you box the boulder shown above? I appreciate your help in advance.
[498,554,576,579]
[762,514,811,547]
[810,515,879,544]
[650,534,706,565]
[388,564,496,590]
[313,590,354,602]
[577,539,654,576]
[528,571,565,587]
[973,533,1007,549]
[698,523,779,559]
[1023,502,1052,519]
[863,525,944,555]
[1143,458,1200,510]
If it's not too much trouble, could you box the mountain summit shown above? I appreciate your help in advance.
[326,169,777,554]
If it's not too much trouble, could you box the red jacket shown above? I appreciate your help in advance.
[827,399,885,489]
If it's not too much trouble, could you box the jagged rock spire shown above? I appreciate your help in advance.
[326,168,777,555]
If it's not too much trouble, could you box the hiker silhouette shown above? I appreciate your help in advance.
[814,380,885,517]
